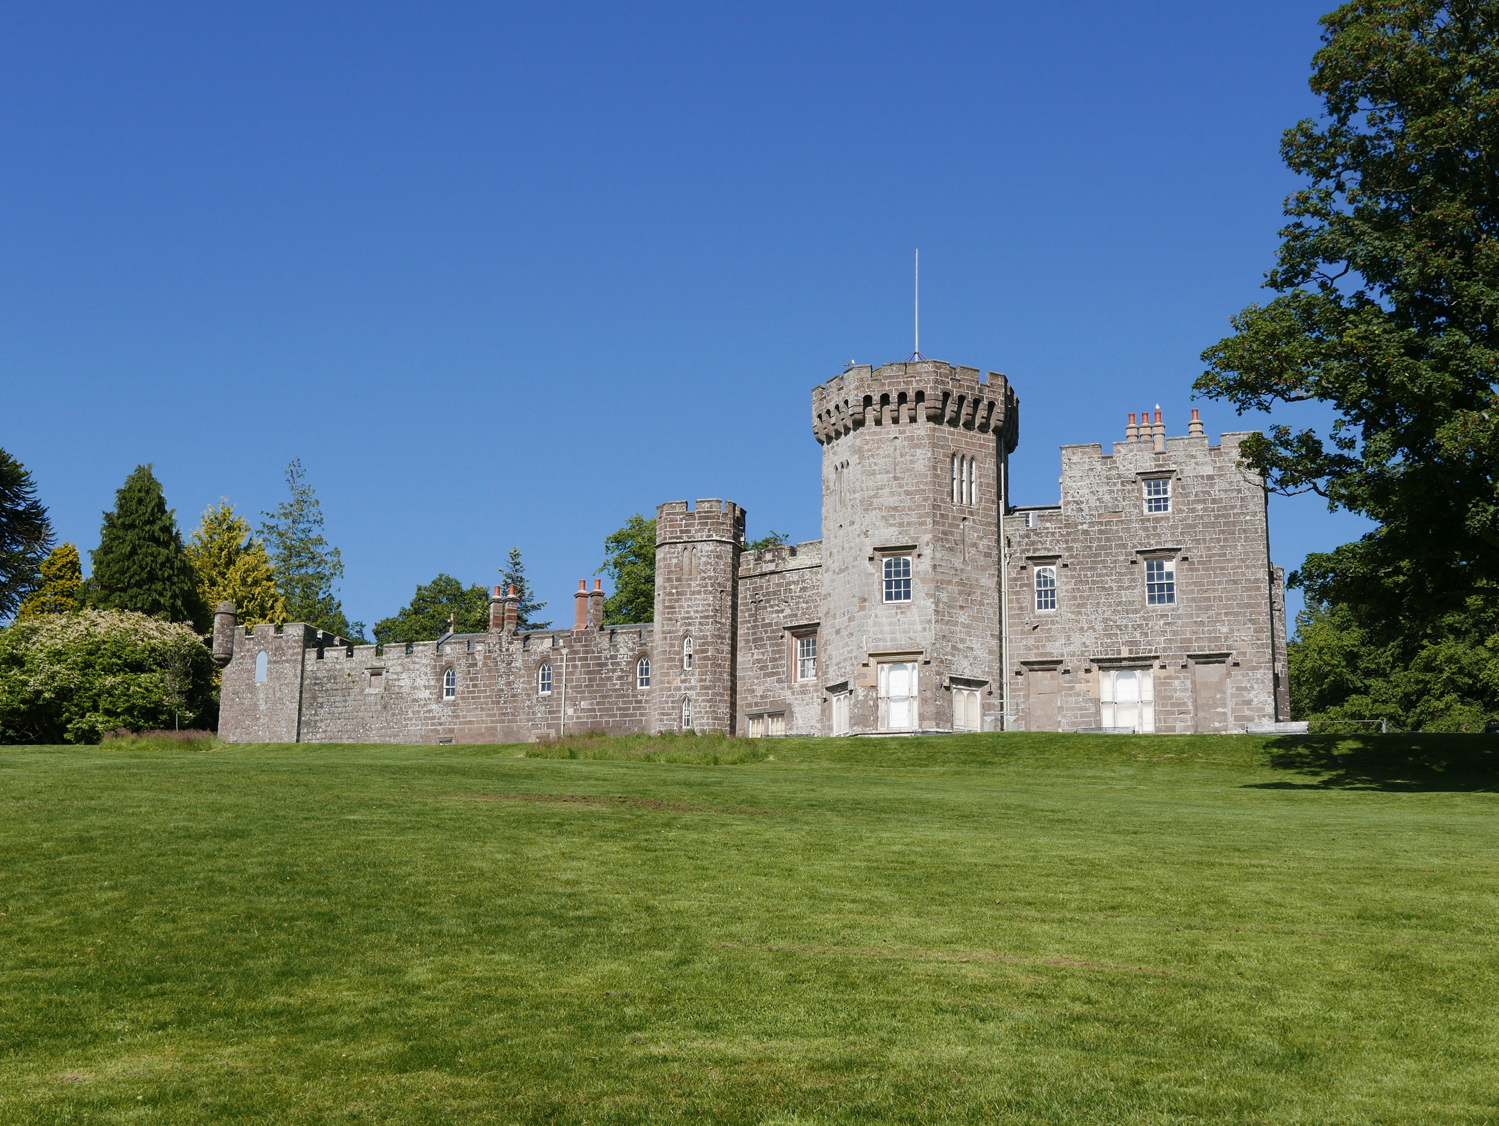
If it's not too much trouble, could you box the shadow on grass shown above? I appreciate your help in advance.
[1254,732,1499,792]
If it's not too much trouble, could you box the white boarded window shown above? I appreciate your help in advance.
[681,696,693,729]
[878,661,918,731]
[954,687,981,731]
[797,634,817,681]
[951,454,960,503]
[965,456,975,504]
[1146,558,1176,605]
[682,636,693,670]
[1034,566,1057,612]
[636,656,650,689]
[254,650,268,683]
[1101,669,1154,732]
[882,556,912,603]
[831,692,851,736]
[1144,477,1171,514]
[442,668,456,699]
[538,662,552,695]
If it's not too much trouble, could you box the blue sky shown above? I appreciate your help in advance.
[1,0,1366,630]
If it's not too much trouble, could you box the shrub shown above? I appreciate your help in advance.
[0,610,215,744]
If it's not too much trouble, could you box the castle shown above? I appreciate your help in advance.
[215,359,1289,742]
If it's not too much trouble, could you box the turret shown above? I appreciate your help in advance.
[212,601,236,667]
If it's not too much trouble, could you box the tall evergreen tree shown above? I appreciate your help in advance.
[90,465,205,626]
[186,502,286,630]
[259,459,361,640]
[0,448,54,621]
[16,543,82,618]
[373,574,491,643]
[500,547,550,630]
[597,514,656,624]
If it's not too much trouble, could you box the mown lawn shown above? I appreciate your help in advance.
[1,731,1496,1124]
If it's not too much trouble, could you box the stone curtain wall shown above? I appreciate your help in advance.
[1007,428,1282,733]
[735,541,824,735]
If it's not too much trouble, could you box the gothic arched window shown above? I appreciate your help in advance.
[682,636,693,670]
[636,657,650,689]
[442,668,456,699]
[539,662,552,695]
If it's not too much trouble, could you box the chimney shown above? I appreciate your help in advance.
[503,584,518,632]
[488,585,505,631]
[212,601,237,667]
[1189,407,1205,438]
[1126,412,1138,442]
[573,580,590,631]
[589,578,605,628]
[1152,406,1165,453]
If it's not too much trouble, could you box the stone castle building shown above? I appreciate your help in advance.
[215,359,1289,742]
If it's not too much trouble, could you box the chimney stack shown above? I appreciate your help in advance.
[573,580,590,631]
[589,578,605,628]
[503,584,518,632]
[1189,407,1205,438]
[1126,412,1138,442]
[1152,406,1165,453]
[488,585,505,631]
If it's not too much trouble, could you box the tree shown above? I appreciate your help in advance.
[1196,2,1499,629]
[0,448,54,621]
[0,609,216,743]
[260,459,362,640]
[185,502,286,629]
[373,574,491,643]
[746,529,790,551]
[499,547,550,630]
[597,514,656,624]
[16,543,83,618]
[90,465,206,626]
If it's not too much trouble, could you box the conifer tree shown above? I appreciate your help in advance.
[16,543,82,618]
[500,547,550,630]
[186,502,286,629]
[259,459,361,640]
[90,465,205,626]
[0,448,54,620]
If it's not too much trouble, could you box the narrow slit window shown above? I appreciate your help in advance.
[682,636,693,670]
[636,656,650,689]
[882,556,912,603]
[681,696,692,729]
[254,650,268,683]
[1146,558,1176,605]
[538,662,552,695]
[442,667,456,699]
[951,454,960,503]
[1034,566,1057,612]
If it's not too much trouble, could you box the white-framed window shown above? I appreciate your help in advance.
[1146,558,1176,605]
[877,661,918,731]
[796,634,817,681]
[882,556,912,603]
[953,687,981,731]
[681,696,693,729]
[831,692,851,736]
[442,667,456,699]
[682,636,693,670]
[1034,565,1057,612]
[636,656,650,689]
[747,712,786,738]
[951,454,960,503]
[951,454,976,505]
[1144,477,1171,514]
[1101,669,1154,732]
[538,662,552,695]
[254,650,268,683]
[966,456,975,505]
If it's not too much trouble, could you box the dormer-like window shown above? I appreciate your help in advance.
[539,662,552,695]
[682,636,693,670]
[636,656,650,689]
[442,668,456,699]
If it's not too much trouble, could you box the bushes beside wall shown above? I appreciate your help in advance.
[0,610,215,744]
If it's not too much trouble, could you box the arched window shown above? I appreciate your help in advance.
[966,456,975,505]
[636,656,650,689]
[539,662,552,695]
[682,636,693,670]
[254,651,268,683]
[681,696,693,730]
[1035,566,1057,612]
[951,454,959,503]
[442,668,456,699]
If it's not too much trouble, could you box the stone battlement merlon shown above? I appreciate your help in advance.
[738,539,823,577]
[811,360,1018,453]
[655,499,746,546]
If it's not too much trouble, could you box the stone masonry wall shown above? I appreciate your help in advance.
[735,541,823,735]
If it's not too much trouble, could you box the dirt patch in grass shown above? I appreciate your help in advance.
[722,941,1174,976]
[433,792,784,816]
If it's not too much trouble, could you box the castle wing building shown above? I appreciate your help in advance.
[217,359,1287,742]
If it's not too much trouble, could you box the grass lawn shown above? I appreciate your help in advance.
[1,731,1496,1124]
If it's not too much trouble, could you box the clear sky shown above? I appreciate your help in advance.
[2,0,1366,631]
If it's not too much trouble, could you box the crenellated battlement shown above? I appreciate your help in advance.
[738,539,822,578]
[811,359,1019,453]
[655,499,746,546]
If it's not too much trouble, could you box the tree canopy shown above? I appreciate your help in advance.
[373,574,491,643]
[1197,1,1499,629]
[89,465,205,626]
[186,502,285,630]
[0,449,54,621]
[500,547,550,631]
[16,543,83,618]
[259,460,361,640]
[597,514,656,624]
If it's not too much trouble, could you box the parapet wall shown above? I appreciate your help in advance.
[656,499,745,546]
[811,360,1019,454]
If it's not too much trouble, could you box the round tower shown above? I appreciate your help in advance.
[812,360,1019,734]
[651,499,745,734]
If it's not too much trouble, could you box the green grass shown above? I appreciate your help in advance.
[1,732,1496,1124]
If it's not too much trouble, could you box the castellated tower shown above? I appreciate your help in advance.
[651,499,745,734]
[812,360,1019,733]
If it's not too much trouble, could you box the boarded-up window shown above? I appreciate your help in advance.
[254,651,268,683]
[1193,661,1229,733]
[1101,669,1154,732]
[954,688,981,731]
[1028,668,1060,731]
[878,662,918,730]
[831,692,851,736]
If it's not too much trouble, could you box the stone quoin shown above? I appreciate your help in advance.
[217,359,1287,741]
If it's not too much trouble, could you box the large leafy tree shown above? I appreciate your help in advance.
[186,502,286,630]
[16,543,83,618]
[373,574,491,643]
[0,449,54,620]
[597,514,656,624]
[1197,1,1499,628]
[500,547,550,630]
[260,460,362,640]
[90,465,206,626]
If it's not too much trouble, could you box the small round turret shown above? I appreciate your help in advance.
[211,601,237,668]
